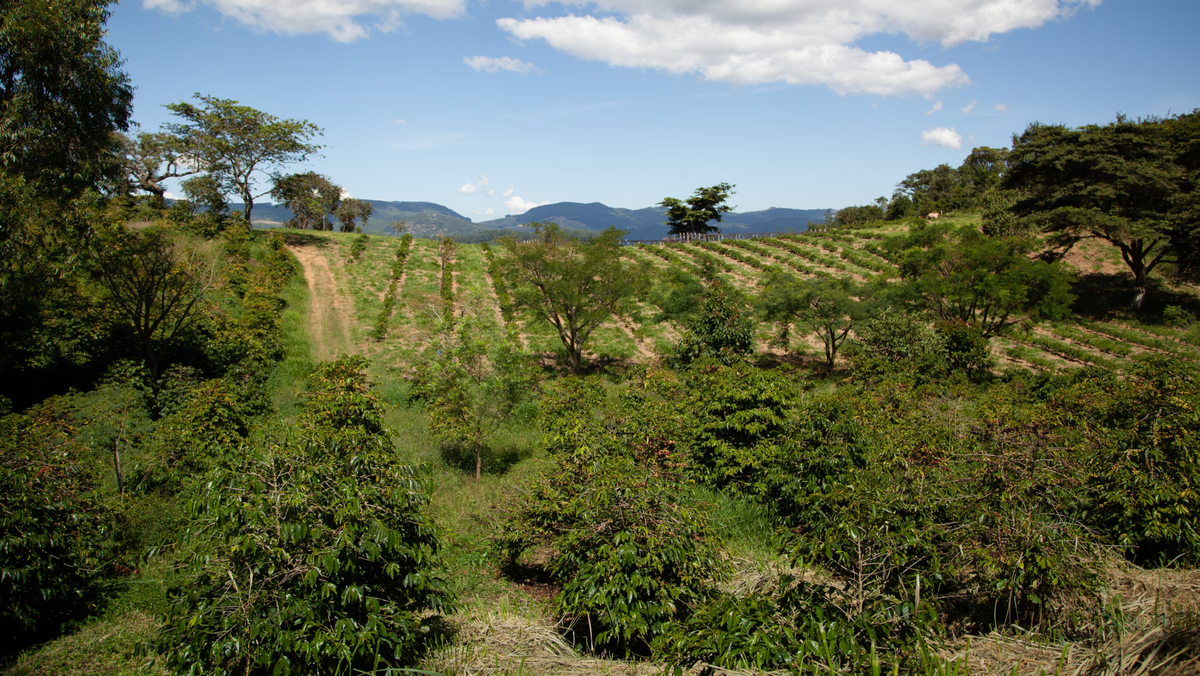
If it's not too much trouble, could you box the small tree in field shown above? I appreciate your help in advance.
[416,289,539,480]
[759,271,865,372]
[89,226,216,379]
[499,223,646,373]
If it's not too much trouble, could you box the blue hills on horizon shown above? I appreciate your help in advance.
[248,199,830,240]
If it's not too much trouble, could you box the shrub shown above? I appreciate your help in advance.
[0,401,126,653]
[654,576,900,673]
[682,362,800,489]
[537,375,606,455]
[935,319,994,378]
[671,281,754,368]
[159,357,449,675]
[1058,357,1200,565]
[497,447,727,653]
[348,233,368,262]
[846,310,949,383]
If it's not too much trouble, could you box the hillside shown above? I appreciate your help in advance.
[12,216,1200,676]
[248,199,830,241]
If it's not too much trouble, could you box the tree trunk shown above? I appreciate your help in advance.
[113,439,124,494]
[1133,269,1148,310]
[475,442,482,482]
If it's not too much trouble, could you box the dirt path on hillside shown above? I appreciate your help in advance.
[289,243,357,360]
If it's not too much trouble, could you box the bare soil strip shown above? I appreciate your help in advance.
[289,243,357,361]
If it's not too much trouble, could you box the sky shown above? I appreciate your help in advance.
[107,0,1200,221]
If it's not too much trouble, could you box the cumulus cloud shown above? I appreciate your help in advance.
[924,101,944,116]
[458,174,489,195]
[142,0,466,42]
[505,194,548,215]
[464,55,541,74]
[497,1,1099,96]
[391,118,409,125]
[922,126,964,149]
[502,186,514,198]
[961,100,977,114]
[994,103,1009,112]
[485,189,495,197]
[472,207,496,218]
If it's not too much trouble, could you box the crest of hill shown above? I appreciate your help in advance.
[478,203,831,240]
[249,199,829,240]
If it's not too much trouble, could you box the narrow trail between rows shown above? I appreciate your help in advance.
[289,243,357,360]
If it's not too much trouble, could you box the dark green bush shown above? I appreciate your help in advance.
[159,356,449,675]
[671,281,754,368]
[497,447,727,653]
[0,401,127,653]
[1056,357,1200,565]
[654,575,908,673]
[682,361,800,489]
[846,310,949,383]
[935,319,994,378]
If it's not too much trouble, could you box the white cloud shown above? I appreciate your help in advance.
[391,118,409,125]
[458,174,489,195]
[497,1,1100,96]
[961,100,977,114]
[502,186,514,198]
[994,103,1009,112]
[472,207,496,218]
[924,101,944,116]
[485,189,495,197]
[505,194,548,215]
[464,55,541,74]
[143,0,466,42]
[922,126,964,149]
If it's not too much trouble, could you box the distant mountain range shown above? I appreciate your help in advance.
[248,199,830,240]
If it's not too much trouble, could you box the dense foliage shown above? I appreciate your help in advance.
[160,357,449,675]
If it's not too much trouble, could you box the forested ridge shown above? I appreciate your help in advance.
[4,1,1200,675]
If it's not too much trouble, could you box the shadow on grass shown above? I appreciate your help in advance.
[1070,273,1200,322]
[271,230,338,248]
[439,441,533,477]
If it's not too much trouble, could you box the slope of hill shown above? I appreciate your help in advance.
[249,199,830,240]
[478,203,830,240]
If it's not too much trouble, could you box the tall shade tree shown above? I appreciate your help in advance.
[759,272,865,372]
[0,0,132,388]
[1161,111,1200,281]
[165,94,321,225]
[89,226,216,378]
[889,223,1074,337]
[118,127,198,206]
[270,171,340,230]
[0,0,133,197]
[659,182,735,236]
[498,223,647,373]
[335,197,373,233]
[1003,116,1182,309]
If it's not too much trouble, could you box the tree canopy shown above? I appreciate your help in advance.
[659,182,736,236]
[269,171,341,230]
[117,127,198,206]
[165,94,322,224]
[1003,114,1199,308]
[759,272,865,371]
[889,223,1075,337]
[498,223,646,373]
[0,0,133,197]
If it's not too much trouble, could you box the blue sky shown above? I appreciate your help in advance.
[107,0,1200,221]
